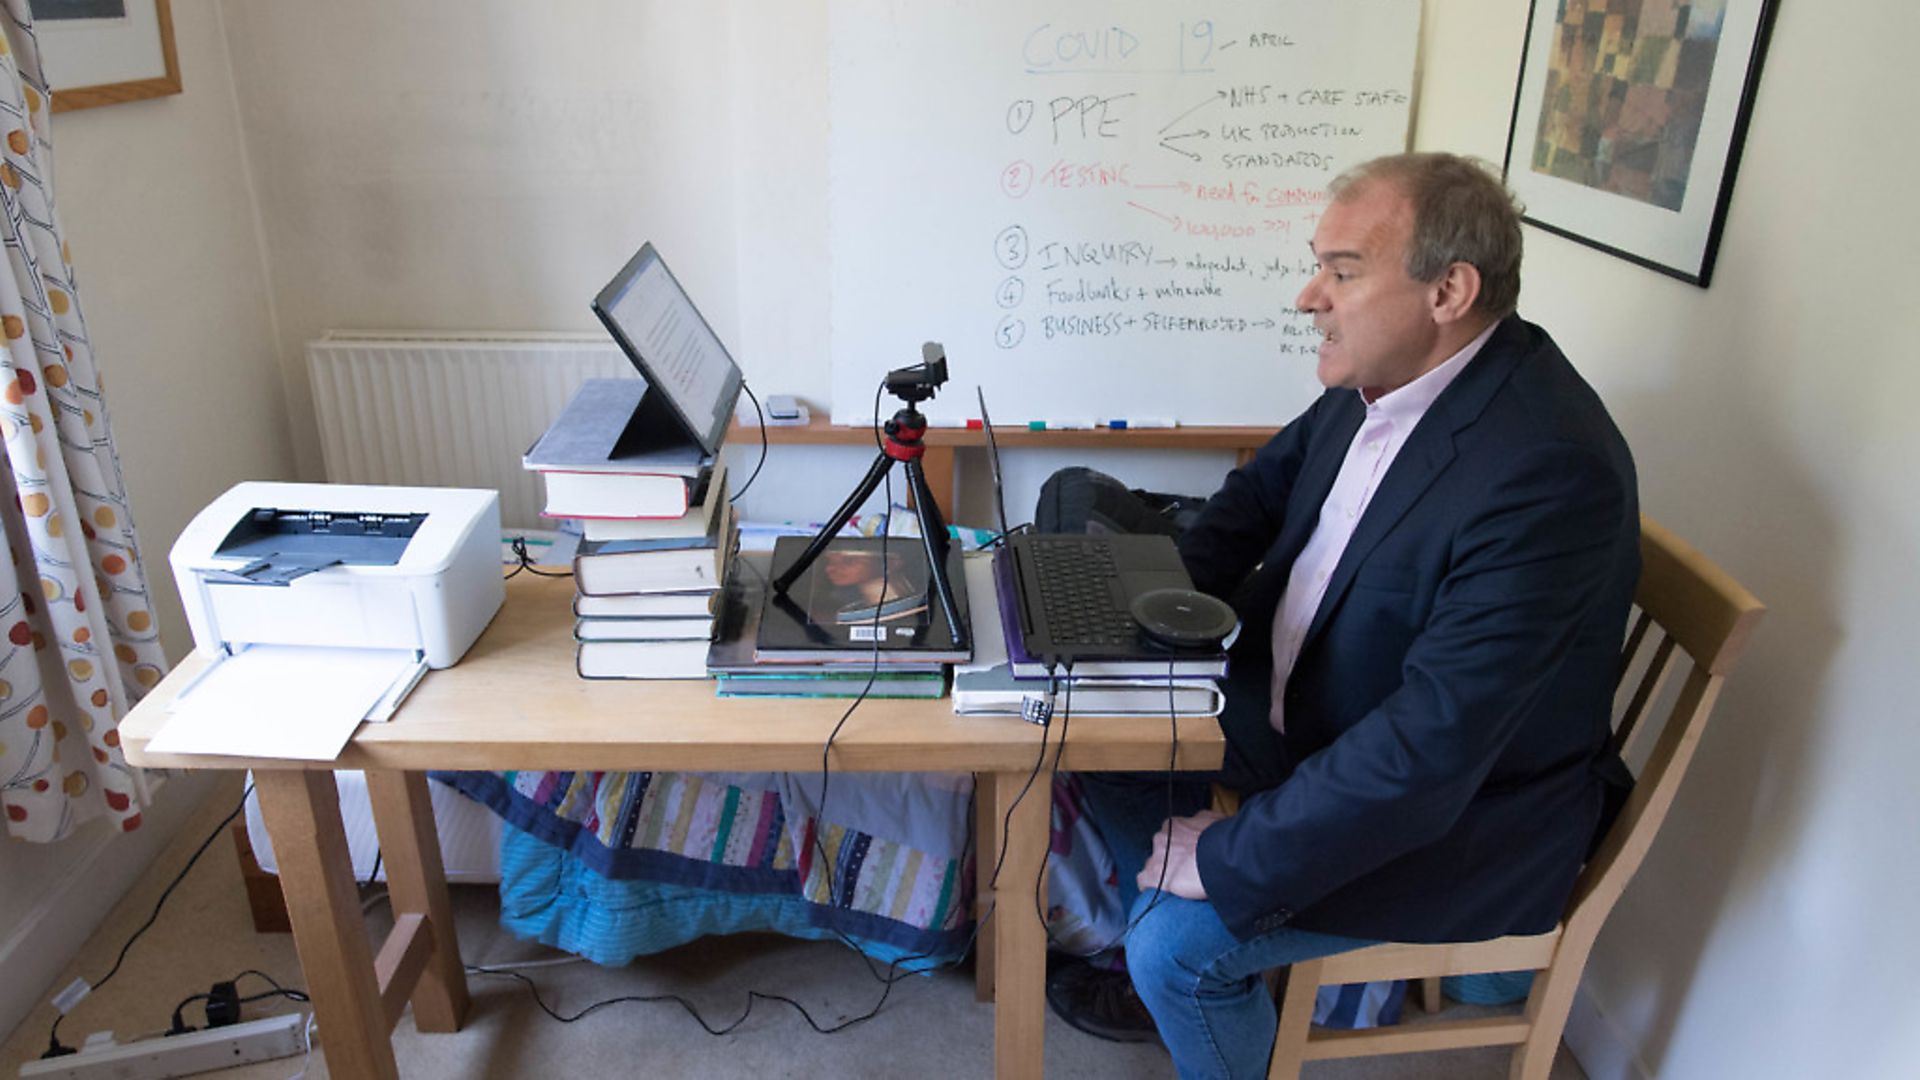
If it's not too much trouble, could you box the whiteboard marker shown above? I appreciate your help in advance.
[1045,418,1096,429]
[1027,420,1047,431]
[1108,418,1177,429]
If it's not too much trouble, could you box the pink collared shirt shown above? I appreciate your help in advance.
[1269,322,1498,733]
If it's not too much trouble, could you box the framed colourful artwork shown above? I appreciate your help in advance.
[30,0,181,113]
[1503,0,1778,286]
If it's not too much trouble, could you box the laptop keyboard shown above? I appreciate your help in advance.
[1027,537,1138,646]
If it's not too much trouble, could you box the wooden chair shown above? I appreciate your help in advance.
[1263,514,1765,1080]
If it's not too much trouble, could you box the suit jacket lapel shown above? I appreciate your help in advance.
[1302,317,1529,645]
[1233,395,1362,637]
[1273,395,1363,571]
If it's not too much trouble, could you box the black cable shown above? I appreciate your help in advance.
[481,693,1056,1038]
[46,783,256,1056]
[784,373,1047,997]
[488,375,1049,1034]
[232,969,309,1001]
[804,380,968,989]
[483,598,1061,1038]
[728,381,770,502]
[503,535,573,580]
[1029,658,1185,964]
[470,961,888,1037]
[169,987,311,1035]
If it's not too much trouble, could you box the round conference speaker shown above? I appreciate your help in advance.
[1130,588,1238,650]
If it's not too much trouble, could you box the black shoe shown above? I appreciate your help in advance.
[1045,958,1163,1045]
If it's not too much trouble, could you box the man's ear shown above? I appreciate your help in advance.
[1428,262,1483,325]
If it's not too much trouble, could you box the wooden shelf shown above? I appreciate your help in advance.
[725,418,1276,513]
[728,417,1275,451]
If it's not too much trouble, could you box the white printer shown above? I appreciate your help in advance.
[155,482,504,760]
[170,481,505,669]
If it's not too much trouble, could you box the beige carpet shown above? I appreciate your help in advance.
[2,780,1587,1079]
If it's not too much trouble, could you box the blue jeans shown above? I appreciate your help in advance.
[1078,772,1373,1079]
[1126,889,1368,1079]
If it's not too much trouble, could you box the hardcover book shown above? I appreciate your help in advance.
[572,502,735,597]
[753,536,971,663]
[575,591,718,619]
[573,615,715,642]
[526,378,715,519]
[716,671,947,699]
[576,638,712,680]
[580,464,729,542]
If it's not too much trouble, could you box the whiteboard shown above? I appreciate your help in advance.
[828,0,1421,426]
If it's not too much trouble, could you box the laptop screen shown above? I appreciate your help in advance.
[976,386,1012,540]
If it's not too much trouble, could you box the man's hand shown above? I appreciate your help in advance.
[1135,810,1226,900]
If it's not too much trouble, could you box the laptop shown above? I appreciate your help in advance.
[976,389,1197,666]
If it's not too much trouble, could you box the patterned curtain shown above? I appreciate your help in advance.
[0,4,169,843]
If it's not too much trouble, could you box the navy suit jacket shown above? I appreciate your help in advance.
[1179,315,1639,944]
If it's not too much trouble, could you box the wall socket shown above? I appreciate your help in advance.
[19,1013,307,1080]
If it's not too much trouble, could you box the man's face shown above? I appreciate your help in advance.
[1294,182,1444,395]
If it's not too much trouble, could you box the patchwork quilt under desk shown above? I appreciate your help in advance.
[436,770,963,967]
[431,768,1132,969]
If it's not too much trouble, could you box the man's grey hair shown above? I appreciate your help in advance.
[1329,153,1525,318]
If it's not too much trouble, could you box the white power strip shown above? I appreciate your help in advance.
[18,1014,308,1080]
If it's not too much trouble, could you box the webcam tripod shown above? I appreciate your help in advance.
[771,392,968,651]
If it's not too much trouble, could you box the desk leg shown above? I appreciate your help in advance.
[989,768,1050,1079]
[367,769,471,1033]
[973,773,997,1003]
[253,770,400,1080]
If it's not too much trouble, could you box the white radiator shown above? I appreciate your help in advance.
[306,331,631,528]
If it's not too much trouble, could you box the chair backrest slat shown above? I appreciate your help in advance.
[1561,515,1764,941]
[1617,611,1654,689]
[1614,633,1677,760]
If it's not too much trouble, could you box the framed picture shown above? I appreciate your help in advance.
[1503,0,1778,287]
[30,0,181,113]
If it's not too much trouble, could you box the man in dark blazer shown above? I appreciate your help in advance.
[1051,153,1639,1077]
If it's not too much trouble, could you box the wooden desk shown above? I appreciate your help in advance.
[120,575,1224,1078]
[727,418,1277,517]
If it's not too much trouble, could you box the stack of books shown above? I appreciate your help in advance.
[703,535,968,698]
[524,379,736,679]
[952,552,1225,717]
[705,550,947,698]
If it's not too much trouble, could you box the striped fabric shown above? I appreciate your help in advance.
[437,769,974,964]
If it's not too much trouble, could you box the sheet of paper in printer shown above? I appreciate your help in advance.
[148,645,427,760]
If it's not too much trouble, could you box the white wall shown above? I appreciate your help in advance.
[1418,2,1920,1076]
[1,0,289,1043]
[219,0,744,485]
[53,3,295,659]
[220,0,1240,527]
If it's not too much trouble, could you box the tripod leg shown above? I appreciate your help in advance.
[905,459,969,649]
[771,451,894,594]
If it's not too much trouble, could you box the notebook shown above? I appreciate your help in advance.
[977,389,1200,668]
